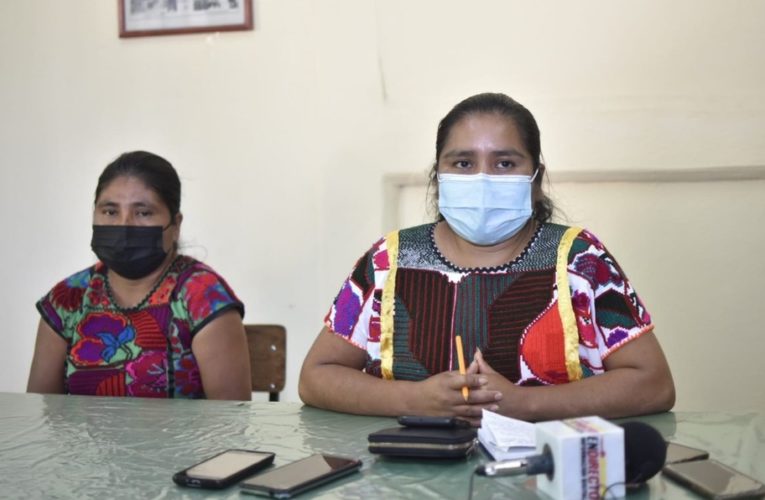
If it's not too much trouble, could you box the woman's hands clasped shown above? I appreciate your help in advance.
[414,363,503,427]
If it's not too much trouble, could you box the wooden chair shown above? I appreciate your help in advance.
[244,324,286,402]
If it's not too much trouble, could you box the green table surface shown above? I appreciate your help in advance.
[0,392,762,499]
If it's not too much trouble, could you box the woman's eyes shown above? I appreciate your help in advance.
[451,160,516,169]
[99,209,153,218]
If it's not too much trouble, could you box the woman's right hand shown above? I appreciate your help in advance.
[410,371,502,426]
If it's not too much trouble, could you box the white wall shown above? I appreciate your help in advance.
[1,0,763,409]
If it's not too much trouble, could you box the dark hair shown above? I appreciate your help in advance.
[427,92,554,222]
[95,151,181,219]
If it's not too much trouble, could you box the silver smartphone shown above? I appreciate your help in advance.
[173,449,275,489]
[663,459,765,499]
[665,442,710,464]
[240,454,361,498]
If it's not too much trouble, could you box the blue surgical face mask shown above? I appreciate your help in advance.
[438,171,538,246]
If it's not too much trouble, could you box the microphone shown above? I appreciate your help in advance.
[620,421,666,484]
[476,417,666,500]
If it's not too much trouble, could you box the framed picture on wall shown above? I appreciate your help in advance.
[119,0,253,38]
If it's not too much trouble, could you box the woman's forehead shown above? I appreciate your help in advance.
[96,176,163,205]
[443,113,524,151]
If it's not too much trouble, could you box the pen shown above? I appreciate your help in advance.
[455,335,469,402]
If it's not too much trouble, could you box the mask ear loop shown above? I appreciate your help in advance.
[163,216,181,253]
[534,152,547,183]
[530,163,544,219]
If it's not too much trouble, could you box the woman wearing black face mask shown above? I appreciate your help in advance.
[27,151,252,400]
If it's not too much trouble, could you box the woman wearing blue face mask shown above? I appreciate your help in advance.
[27,151,252,400]
[299,93,675,424]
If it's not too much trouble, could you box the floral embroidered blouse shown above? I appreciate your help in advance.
[325,223,654,385]
[37,255,244,398]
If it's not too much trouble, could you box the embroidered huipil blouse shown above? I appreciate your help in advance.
[325,223,653,385]
[37,255,244,398]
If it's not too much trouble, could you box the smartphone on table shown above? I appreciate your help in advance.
[665,442,710,464]
[663,459,765,499]
[397,415,471,428]
[240,454,362,498]
[172,449,275,489]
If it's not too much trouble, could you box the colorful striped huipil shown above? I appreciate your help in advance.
[325,223,653,385]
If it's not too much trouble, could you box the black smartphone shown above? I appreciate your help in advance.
[663,459,765,499]
[368,426,477,458]
[172,449,275,489]
[665,442,710,464]
[397,415,471,428]
[239,454,362,498]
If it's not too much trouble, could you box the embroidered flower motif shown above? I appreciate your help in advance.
[331,281,362,337]
[573,253,623,287]
[605,328,629,348]
[184,273,233,322]
[174,354,202,397]
[98,327,135,362]
[126,351,167,397]
[148,275,176,305]
[571,291,597,347]
[50,280,86,311]
[86,275,110,308]
[71,312,133,366]
[70,338,105,367]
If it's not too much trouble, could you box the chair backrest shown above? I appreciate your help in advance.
[244,324,286,402]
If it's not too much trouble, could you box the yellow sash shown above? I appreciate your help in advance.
[556,226,584,382]
[380,231,399,380]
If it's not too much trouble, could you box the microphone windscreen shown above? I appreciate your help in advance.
[620,421,667,484]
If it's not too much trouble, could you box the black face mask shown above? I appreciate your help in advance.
[91,225,169,280]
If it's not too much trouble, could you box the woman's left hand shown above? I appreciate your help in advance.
[465,348,521,421]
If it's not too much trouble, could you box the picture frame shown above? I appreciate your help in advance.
[118,0,253,38]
